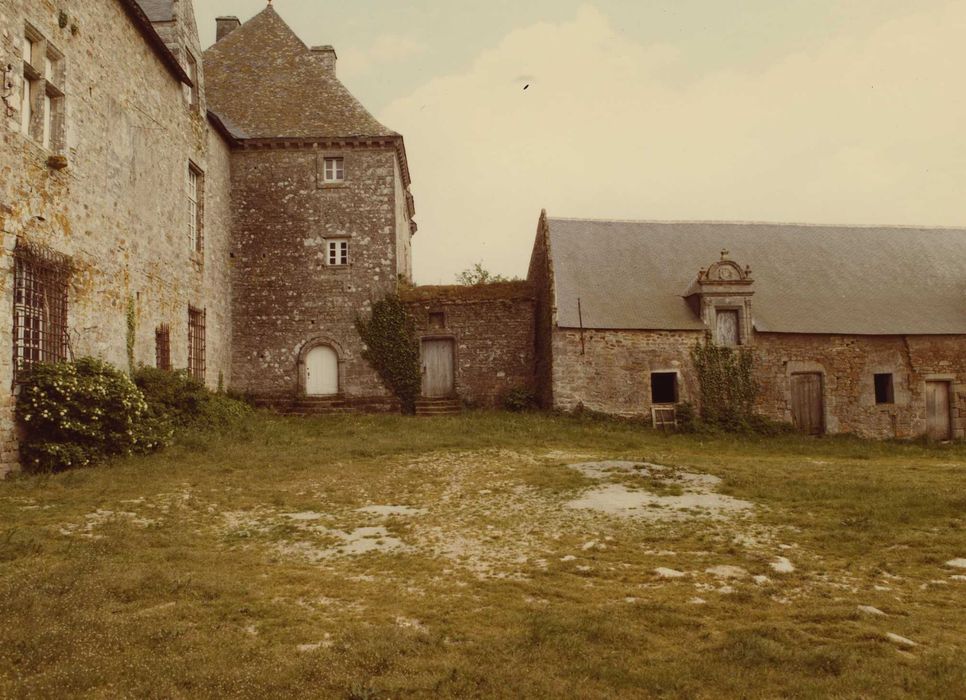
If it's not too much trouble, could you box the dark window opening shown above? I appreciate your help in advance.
[651,372,677,404]
[188,307,205,382]
[428,311,445,329]
[874,373,894,405]
[155,324,171,371]
[12,241,70,381]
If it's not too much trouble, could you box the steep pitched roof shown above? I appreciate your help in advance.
[137,0,173,22]
[545,218,966,335]
[121,0,190,83]
[202,5,396,140]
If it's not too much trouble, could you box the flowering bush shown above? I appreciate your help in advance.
[16,358,172,472]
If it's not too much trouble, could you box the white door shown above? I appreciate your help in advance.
[305,346,339,396]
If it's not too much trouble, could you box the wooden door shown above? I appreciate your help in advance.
[925,381,951,440]
[422,338,455,398]
[305,346,339,396]
[790,373,824,435]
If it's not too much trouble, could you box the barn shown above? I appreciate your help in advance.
[527,211,966,439]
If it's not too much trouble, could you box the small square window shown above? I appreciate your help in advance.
[323,157,344,183]
[651,372,678,404]
[429,311,445,329]
[874,373,894,405]
[327,239,349,266]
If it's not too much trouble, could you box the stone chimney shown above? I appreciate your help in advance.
[216,17,241,42]
[310,45,337,75]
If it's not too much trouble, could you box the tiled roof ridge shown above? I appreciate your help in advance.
[547,216,966,231]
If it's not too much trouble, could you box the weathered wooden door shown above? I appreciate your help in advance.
[305,346,339,396]
[421,338,455,397]
[925,381,951,440]
[790,373,824,435]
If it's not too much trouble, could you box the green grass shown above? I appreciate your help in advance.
[0,411,964,698]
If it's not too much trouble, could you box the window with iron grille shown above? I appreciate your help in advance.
[12,241,70,380]
[187,307,205,381]
[155,324,171,371]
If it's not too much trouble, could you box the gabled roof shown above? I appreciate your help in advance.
[202,5,397,140]
[545,217,966,335]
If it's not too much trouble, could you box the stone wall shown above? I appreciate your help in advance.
[0,0,232,474]
[526,211,554,409]
[549,326,966,439]
[550,328,703,416]
[403,283,535,408]
[754,333,966,439]
[228,144,410,405]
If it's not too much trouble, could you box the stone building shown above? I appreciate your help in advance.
[0,1,532,474]
[527,212,966,440]
[202,6,418,410]
[0,0,233,475]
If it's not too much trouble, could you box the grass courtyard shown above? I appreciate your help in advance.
[0,411,964,698]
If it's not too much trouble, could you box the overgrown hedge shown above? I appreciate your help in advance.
[16,359,252,472]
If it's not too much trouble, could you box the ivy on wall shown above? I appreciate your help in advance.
[356,294,422,414]
[690,338,758,430]
[126,296,137,375]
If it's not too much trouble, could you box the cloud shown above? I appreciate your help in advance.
[380,2,966,283]
[339,34,429,77]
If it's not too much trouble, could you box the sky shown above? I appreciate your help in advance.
[194,1,965,284]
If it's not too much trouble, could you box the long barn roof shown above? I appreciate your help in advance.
[546,217,966,335]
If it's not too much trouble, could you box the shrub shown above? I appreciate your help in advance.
[16,358,171,472]
[674,402,697,432]
[503,387,536,412]
[355,295,422,414]
[133,366,251,431]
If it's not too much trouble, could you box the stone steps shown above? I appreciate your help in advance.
[414,397,462,417]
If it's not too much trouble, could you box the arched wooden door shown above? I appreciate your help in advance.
[305,346,339,396]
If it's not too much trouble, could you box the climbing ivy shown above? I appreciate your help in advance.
[126,296,137,375]
[356,294,422,414]
[690,338,758,431]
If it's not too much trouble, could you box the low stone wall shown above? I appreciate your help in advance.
[403,283,535,408]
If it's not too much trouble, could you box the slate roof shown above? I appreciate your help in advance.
[121,0,190,83]
[546,218,966,335]
[202,5,397,140]
[137,0,173,22]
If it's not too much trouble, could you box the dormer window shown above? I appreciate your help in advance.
[183,51,198,109]
[323,157,344,183]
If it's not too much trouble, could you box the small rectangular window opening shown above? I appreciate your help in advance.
[874,373,894,405]
[428,311,445,329]
[327,239,349,266]
[650,372,678,405]
[183,52,198,108]
[323,157,344,183]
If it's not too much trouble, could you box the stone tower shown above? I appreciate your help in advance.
[203,5,417,407]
